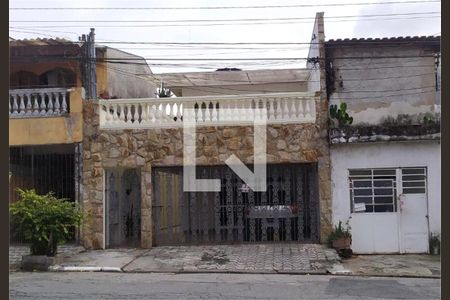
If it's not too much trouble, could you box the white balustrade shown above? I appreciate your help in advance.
[9,88,70,118]
[99,92,317,129]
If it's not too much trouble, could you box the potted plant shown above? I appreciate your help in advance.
[9,189,84,271]
[429,233,440,255]
[327,220,353,258]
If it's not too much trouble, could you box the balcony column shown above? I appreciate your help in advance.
[11,94,19,116]
[61,92,68,113]
[53,92,61,115]
[25,94,33,116]
[47,92,54,115]
[39,92,47,116]
[18,94,26,116]
[32,94,40,116]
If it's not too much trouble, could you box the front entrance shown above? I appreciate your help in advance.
[105,168,141,248]
[349,167,429,253]
[152,163,320,246]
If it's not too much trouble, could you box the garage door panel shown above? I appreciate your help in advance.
[350,213,399,253]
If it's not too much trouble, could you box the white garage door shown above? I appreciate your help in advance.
[348,168,429,254]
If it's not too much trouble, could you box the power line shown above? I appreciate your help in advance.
[10,54,437,61]
[94,39,440,45]
[9,12,440,23]
[9,0,440,10]
[103,54,437,61]
[182,84,436,97]
[9,15,440,28]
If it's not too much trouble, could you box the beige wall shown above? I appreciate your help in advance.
[9,88,84,146]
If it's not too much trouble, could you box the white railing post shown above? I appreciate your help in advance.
[11,94,19,116]
[18,94,26,116]
[47,93,54,115]
[305,100,312,119]
[53,92,60,115]
[61,92,68,113]
[39,93,47,116]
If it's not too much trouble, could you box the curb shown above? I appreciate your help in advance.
[49,265,123,272]
[122,269,329,275]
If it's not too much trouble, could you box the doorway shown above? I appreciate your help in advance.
[348,167,429,253]
[105,168,141,248]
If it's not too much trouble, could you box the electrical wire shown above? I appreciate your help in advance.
[9,0,440,10]
[9,12,440,23]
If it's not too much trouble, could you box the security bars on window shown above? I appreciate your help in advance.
[349,169,397,213]
[401,167,427,194]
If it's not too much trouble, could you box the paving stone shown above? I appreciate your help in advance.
[123,243,339,274]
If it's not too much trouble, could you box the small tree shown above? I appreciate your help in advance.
[10,189,84,256]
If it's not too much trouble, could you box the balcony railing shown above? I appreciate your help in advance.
[99,92,317,129]
[9,88,70,118]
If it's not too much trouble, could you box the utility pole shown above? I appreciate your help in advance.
[79,28,97,99]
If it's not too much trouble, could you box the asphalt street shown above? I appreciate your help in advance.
[10,272,440,299]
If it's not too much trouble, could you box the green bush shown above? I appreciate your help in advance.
[326,220,352,247]
[9,189,84,256]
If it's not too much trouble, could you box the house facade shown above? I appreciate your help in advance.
[326,36,441,253]
[10,14,440,255]
[79,13,333,249]
[9,34,157,243]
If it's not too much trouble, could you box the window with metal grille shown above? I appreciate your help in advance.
[349,169,397,213]
[402,167,426,194]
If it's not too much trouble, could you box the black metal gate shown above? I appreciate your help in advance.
[152,164,319,246]
[9,144,79,244]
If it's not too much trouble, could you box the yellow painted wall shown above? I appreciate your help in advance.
[10,56,110,146]
[9,88,84,146]
[10,60,108,98]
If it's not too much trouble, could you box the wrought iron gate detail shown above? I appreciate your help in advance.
[152,164,319,246]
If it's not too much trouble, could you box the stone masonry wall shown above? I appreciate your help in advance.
[81,98,331,249]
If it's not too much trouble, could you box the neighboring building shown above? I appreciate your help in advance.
[153,68,317,97]
[80,13,331,249]
[326,36,441,253]
[9,34,157,243]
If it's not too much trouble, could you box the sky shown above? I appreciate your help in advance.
[9,0,440,73]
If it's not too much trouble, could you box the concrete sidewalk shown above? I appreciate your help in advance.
[45,245,440,278]
[54,244,342,275]
[342,254,441,278]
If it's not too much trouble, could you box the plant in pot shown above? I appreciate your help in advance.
[9,189,84,271]
[327,220,353,258]
[429,233,440,255]
[329,102,354,141]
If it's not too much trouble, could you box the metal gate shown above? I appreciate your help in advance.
[152,164,319,246]
[105,168,141,248]
[9,144,79,244]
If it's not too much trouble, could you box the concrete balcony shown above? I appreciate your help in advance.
[99,92,318,130]
[9,88,70,118]
[9,88,83,146]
